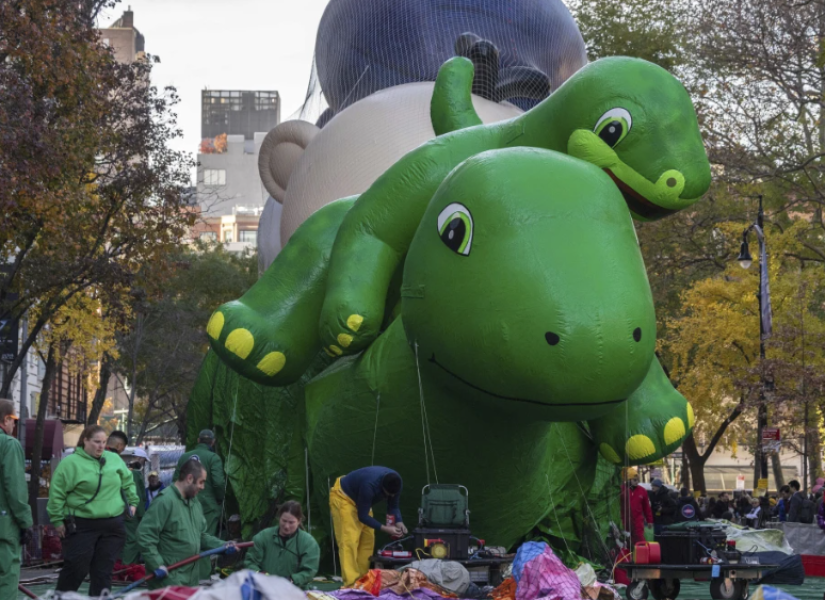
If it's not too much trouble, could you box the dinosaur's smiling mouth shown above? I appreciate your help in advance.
[428,353,626,408]
[604,169,678,221]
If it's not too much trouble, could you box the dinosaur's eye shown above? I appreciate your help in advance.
[594,108,632,148]
[437,203,473,256]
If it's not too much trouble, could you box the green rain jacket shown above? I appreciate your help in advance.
[0,431,33,537]
[47,449,139,527]
[137,485,225,589]
[245,526,320,589]
[122,467,147,564]
[174,444,225,514]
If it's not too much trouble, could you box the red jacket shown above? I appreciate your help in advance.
[621,484,653,530]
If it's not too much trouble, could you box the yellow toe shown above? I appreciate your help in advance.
[626,435,656,461]
[324,348,336,358]
[329,345,343,356]
[257,352,286,376]
[207,312,225,340]
[346,314,364,332]
[225,329,254,359]
[664,417,686,446]
[686,402,695,429]
[337,333,353,348]
[599,443,622,464]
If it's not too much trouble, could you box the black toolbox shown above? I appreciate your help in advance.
[655,523,727,564]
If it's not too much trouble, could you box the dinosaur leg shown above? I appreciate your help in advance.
[207,197,356,386]
[588,358,694,466]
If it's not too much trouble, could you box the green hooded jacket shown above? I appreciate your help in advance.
[47,448,139,527]
[245,526,320,589]
[173,444,225,514]
[0,431,33,537]
[137,485,225,589]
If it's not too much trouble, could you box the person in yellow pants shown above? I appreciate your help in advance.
[330,467,405,586]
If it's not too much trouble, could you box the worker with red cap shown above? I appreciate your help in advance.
[620,468,653,546]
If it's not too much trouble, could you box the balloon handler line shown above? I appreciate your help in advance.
[18,583,40,599]
[111,541,253,598]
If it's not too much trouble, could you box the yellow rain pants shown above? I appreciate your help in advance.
[330,477,375,586]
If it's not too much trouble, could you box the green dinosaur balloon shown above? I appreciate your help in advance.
[199,147,695,547]
[316,56,709,360]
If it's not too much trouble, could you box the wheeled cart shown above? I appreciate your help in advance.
[622,562,777,600]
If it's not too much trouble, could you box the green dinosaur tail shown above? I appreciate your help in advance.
[430,57,483,136]
[206,197,356,386]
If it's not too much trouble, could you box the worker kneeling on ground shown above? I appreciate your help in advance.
[330,467,406,586]
[245,500,320,588]
[138,458,237,589]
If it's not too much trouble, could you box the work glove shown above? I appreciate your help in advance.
[154,566,169,580]
[224,543,238,555]
[19,528,32,546]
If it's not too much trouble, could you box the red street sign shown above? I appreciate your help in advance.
[762,428,781,441]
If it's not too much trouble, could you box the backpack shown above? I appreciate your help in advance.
[798,496,815,524]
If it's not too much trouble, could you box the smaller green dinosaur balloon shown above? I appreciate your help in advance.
[315,55,710,358]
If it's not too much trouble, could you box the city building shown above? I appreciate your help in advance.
[196,90,282,253]
[99,7,145,63]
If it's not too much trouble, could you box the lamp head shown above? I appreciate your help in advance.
[737,238,753,269]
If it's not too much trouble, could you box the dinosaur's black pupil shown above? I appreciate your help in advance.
[598,120,624,147]
[441,218,466,252]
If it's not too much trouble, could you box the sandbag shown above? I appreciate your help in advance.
[754,551,805,586]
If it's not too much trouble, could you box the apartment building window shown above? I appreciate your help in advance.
[203,169,226,186]
[199,231,217,242]
[224,231,233,243]
[238,230,257,244]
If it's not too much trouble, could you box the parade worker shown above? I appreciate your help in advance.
[0,399,33,599]
[48,425,139,596]
[122,448,149,564]
[620,467,653,546]
[174,429,225,535]
[138,458,236,589]
[246,501,320,588]
[330,466,406,585]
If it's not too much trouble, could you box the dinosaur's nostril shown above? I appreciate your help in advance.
[633,327,642,342]
[545,332,560,346]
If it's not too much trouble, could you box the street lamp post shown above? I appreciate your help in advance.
[735,195,773,486]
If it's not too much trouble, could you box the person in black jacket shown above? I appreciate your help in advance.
[711,492,733,520]
[675,488,701,522]
[649,479,677,534]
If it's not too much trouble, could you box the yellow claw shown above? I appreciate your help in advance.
[599,443,622,465]
[225,329,254,359]
[626,435,656,461]
[324,348,336,357]
[329,345,343,356]
[686,403,695,429]
[207,312,225,340]
[337,333,353,348]
[257,352,286,376]
[346,314,364,332]
[664,417,686,446]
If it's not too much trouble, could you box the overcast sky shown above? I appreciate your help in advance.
[100,0,330,173]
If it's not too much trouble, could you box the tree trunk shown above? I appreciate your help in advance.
[86,354,112,425]
[683,434,708,494]
[28,343,58,522]
[681,452,691,491]
[770,452,784,490]
[808,424,822,487]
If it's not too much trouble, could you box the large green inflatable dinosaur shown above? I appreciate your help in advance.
[189,56,710,551]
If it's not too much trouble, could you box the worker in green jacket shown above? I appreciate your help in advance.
[122,448,148,563]
[48,425,139,596]
[104,431,148,564]
[174,429,225,535]
[139,458,237,589]
[246,500,320,589]
[0,400,33,600]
